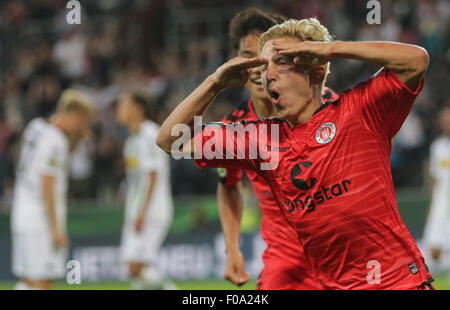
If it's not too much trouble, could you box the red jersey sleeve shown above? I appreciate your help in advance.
[215,113,245,187]
[342,69,424,139]
[193,121,261,171]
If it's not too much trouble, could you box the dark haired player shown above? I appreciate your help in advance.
[116,92,175,289]
[423,104,450,273]
[215,9,338,289]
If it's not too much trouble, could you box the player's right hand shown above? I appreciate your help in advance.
[52,229,69,248]
[272,40,333,66]
[211,57,268,90]
[224,251,250,287]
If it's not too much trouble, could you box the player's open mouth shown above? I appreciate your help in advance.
[270,89,281,104]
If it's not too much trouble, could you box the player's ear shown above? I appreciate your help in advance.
[309,65,326,85]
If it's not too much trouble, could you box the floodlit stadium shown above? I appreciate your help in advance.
[0,0,449,292]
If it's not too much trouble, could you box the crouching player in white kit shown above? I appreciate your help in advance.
[11,89,95,290]
[116,92,175,290]
[423,104,450,274]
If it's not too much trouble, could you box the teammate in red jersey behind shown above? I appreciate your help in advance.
[214,8,340,291]
[157,18,432,289]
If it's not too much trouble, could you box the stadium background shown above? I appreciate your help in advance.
[0,0,449,289]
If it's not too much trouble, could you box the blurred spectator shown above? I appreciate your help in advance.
[69,136,96,200]
[391,110,427,187]
[52,29,88,81]
[26,39,62,121]
[417,0,448,59]
[0,0,448,206]
[0,110,12,209]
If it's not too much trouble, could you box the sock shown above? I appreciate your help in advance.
[131,278,144,290]
[161,280,178,290]
[14,281,29,290]
[14,281,46,290]
[140,265,163,290]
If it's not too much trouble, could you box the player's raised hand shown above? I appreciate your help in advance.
[211,57,268,90]
[273,40,333,66]
[224,251,250,287]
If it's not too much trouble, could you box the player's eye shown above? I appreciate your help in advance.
[278,58,291,65]
[275,55,293,66]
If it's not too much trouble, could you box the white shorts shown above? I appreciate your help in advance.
[12,231,68,280]
[423,207,450,251]
[120,217,170,264]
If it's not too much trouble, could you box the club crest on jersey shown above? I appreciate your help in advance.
[315,122,337,144]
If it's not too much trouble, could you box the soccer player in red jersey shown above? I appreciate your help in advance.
[157,18,433,289]
[215,9,340,290]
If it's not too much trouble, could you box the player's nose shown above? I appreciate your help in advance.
[265,62,277,83]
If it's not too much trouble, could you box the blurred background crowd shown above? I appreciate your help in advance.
[0,0,448,209]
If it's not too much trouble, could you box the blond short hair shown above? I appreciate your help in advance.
[56,89,95,119]
[258,18,333,92]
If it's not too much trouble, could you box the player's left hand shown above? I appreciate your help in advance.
[272,40,333,66]
[52,229,69,248]
[224,251,250,287]
[134,214,145,233]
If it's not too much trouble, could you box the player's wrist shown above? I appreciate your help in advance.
[207,73,226,93]
[327,40,344,59]
[225,245,241,256]
[137,208,146,218]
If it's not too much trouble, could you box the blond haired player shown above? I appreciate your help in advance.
[423,105,450,270]
[11,89,95,290]
[116,92,174,290]
[157,18,433,289]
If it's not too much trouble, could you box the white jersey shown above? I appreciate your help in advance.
[123,120,173,223]
[429,135,450,219]
[11,118,69,233]
[423,135,450,251]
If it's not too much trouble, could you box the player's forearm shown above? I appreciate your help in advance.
[157,75,223,154]
[139,171,158,216]
[217,182,244,254]
[41,174,59,232]
[329,41,429,89]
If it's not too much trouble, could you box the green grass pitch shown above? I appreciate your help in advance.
[0,279,257,290]
[0,277,449,290]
